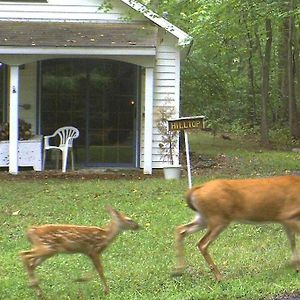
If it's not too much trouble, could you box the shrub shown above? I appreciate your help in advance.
[0,119,33,141]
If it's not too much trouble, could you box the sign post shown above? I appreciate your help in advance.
[168,116,205,189]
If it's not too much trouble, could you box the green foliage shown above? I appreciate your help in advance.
[269,128,299,149]
[155,99,179,165]
[140,0,300,138]
[98,0,113,13]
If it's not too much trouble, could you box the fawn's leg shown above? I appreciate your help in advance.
[283,221,300,271]
[89,253,109,294]
[20,247,55,296]
[174,214,206,275]
[197,222,228,281]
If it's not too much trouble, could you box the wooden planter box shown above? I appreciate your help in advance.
[0,135,43,171]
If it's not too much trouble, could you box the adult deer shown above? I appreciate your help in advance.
[174,175,300,280]
[20,206,140,297]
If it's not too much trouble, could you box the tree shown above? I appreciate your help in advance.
[257,18,272,147]
[101,0,300,143]
[287,0,300,138]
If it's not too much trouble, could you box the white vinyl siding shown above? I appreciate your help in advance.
[0,0,143,22]
[140,31,180,168]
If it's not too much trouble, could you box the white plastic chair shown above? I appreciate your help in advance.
[43,126,79,173]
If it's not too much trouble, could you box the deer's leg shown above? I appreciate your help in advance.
[89,253,109,294]
[282,221,300,271]
[174,213,206,276]
[197,222,228,281]
[20,247,55,296]
[20,250,43,298]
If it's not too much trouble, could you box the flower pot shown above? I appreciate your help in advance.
[0,135,43,171]
[163,165,181,180]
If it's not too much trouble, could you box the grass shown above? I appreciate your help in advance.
[188,131,300,177]
[1,132,300,299]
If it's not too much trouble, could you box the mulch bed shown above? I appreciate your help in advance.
[0,168,164,181]
[272,294,300,300]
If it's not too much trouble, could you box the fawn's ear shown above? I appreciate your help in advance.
[106,205,120,218]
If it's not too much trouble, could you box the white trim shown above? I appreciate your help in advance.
[173,48,181,166]
[9,65,19,175]
[143,67,154,174]
[174,49,181,115]
[120,0,192,46]
[0,47,156,56]
[168,116,206,122]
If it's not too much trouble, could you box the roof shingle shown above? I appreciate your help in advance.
[0,21,157,48]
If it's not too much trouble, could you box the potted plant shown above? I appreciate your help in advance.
[0,119,43,171]
[156,99,181,180]
[0,119,33,141]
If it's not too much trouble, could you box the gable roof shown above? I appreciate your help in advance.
[120,0,192,46]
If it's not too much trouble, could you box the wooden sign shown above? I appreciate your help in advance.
[168,116,205,132]
[167,115,206,188]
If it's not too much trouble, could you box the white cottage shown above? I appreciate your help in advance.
[0,0,192,174]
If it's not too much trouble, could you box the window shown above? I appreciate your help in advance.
[41,59,139,167]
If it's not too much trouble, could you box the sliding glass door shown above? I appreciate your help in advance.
[41,59,139,167]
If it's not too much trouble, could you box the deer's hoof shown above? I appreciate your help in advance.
[171,267,184,277]
[74,275,93,283]
[215,274,224,282]
[29,279,40,288]
[290,259,300,272]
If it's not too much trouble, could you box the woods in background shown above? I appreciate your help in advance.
[143,0,300,145]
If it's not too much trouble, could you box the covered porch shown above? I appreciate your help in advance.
[0,21,157,174]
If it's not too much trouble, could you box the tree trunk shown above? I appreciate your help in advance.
[260,19,272,147]
[277,19,289,121]
[295,25,300,109]
[287,0,300,138]
[244,16,257,127]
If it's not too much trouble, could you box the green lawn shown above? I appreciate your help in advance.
[188,131,300,178]
[1,133,300,299]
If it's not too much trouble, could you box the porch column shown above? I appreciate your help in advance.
[9,66,20,175]
[143,67,154,174]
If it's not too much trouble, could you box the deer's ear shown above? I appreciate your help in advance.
[106,205,119,218]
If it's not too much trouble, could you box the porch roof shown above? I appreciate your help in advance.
[0,21,158,48]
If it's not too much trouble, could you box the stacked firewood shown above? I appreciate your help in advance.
[0,119,32,141]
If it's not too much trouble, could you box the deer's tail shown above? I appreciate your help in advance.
[185,185,202,212]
